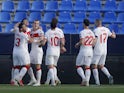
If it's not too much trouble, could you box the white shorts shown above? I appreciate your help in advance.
[30,49,43,64]
[92,55,106,65]
[13,50,30,66]
[76,53,92,66]
[45,55,59,66]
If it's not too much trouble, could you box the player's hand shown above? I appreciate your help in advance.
[75,43,79,48]
[60,47,66,53]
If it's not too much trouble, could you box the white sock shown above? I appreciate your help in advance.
[101,67,111,78]
[93,68,100,84]
[85,69,91,82]
[48,68,55,85]
[53,67,59,81]
[36,69,42,84]
[11,68,14,81]
[14,68,19,80]
[77,67,85,80]
[19,67,27,80]
[28,67,36,81]
[45,70,51,84]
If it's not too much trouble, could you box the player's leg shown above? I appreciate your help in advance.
[27,66,36,85]
[45,55,56,86]
[84,56,92,86]
[91,55,101,85]
[15,65,30,86]
[53,56,61,85]
[33,64,42,86]
[98,55,113,84]
[76,55,86,85]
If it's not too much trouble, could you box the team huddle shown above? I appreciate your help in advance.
[10,18,116,87]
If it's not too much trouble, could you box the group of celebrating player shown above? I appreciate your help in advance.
[10,17,116,87]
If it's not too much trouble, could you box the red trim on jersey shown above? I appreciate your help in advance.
[85,67,90,70]
[36,68,41,71]
[76,66,81,68]
[31,33,41,37]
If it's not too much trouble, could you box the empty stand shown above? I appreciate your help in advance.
[0,12,11,23]
[45,1,58,12]
[28,12,42,23]
[30,1,44,12]
[58,12,72,23]
[1,1,14,12]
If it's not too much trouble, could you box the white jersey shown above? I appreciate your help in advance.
[93,26,112,55]
[13,31,30,66]
[30,29,44,50]
[45,27,64,56]
[30,29,44,64]
[79,29,95,56]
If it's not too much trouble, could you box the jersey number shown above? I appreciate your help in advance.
[100,33,107,43]
[84,36,94,46]
[51,37,59,46]
[15,38,20,47]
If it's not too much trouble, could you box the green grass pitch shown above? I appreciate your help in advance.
[0,84,124,93]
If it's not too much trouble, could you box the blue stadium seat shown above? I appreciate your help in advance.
[77,23,83,33]
[103,12,116,24]
[59,0,73,11]
[119,24,124,34]
[16,1,30,12]
[116,13,124,23]
[4,23,15,33]
[0,24,2,32]
[41,24,47,32]
[0,12,11,23]
[13,12,27,23]
[103,0,117,11]
[108,24,119,34]
[73,0,87,11]
[58,12,71,23]
[72,12,86,23]
[1,1,14,12]
[30,1,44,12]
[63,23,77,34]
[88,0,102,11]
[28,12,42,23]
[88,12,101,23]
[42,12,56,23]
[45,1,58,12]
[117,1,124,12]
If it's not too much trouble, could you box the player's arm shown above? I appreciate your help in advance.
[60,37,66,53]
[75,38,84,48]
[110,31,116,38]
[39,38,47,47]
[11,22,20,32]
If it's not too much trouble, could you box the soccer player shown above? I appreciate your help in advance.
[27,20,44,86]
[10,18,31,85]
[42,18,66,86]
[13,23,33,86]
[91,19,116,85]
[75,19,95,86]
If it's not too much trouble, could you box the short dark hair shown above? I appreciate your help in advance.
[83,19,90,26]
[21,18,27,23]
[50,18,58,29]
[18,23,24,31]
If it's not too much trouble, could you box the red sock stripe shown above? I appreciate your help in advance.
[24,65,30,70]
[14,66,21,69]
[76,66,81,69]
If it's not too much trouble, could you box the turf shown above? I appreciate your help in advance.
[0,84,124,93]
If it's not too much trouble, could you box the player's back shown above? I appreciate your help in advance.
[79,29,95,56]
[45,27,64,56]
[14,31,29,51]
[93,26,112,55]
